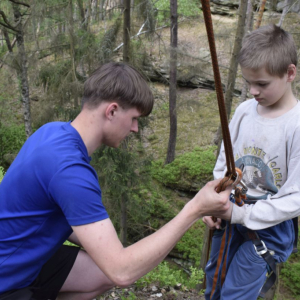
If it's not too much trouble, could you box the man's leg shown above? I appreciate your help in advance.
[57,250,115,300]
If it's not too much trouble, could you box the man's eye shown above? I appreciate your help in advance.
[258,83,268,87]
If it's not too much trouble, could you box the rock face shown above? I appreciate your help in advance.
[211,0,240,8]
[143,60,241,96]
[210,0,239,16]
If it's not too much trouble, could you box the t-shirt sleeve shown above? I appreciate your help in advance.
[48,163,109,226]
[231,124,300,230]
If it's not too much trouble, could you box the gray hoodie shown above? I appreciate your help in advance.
[214,98,300,230]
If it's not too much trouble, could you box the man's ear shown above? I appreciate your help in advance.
[287,64,297,82]
[105,103,119,120]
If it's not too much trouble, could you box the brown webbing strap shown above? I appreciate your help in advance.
[255,0,267,29]
[199,0,247,293]
[200,0,236,178]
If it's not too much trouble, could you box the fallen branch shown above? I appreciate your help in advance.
[113,23,169,52]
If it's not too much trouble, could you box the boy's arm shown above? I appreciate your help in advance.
[232,134,300,230]
[72,180,231,287]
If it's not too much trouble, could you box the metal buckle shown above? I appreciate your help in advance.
[254,240,268,256]
[237,179,248,195]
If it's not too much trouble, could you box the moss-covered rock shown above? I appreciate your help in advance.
[151,146,216,192]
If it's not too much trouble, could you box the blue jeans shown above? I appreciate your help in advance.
[205,220,294,300]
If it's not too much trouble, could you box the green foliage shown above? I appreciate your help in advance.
[92,144,155,241]
[0,166,5,182]
[136,261,204,290]
[0,44,8,56]
[120,291,137,300]
[97,16,122,63]
[136,0,157,34]
[281,261,300,296]
[75,29,97,63]
[155,0,201,24]
[188,266,204,289]
[151,146,216,189]
[38,60,73,90]
[95,145,141,195]
[0,122,26,168]
[63,240,80,248]
[175,220,205,265]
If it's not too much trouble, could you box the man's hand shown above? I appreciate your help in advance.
[190,179,232,219]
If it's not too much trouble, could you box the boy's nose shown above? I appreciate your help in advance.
[249,86,260,96]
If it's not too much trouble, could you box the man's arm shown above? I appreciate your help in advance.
[72,179,231,287]
[68,232,82,247]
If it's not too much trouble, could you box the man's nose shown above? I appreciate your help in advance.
[131,120,138,133]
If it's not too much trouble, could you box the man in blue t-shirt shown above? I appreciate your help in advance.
[0,62,231,300]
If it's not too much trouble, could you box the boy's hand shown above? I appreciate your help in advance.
[202,216,222,230]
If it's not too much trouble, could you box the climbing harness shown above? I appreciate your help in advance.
[247,230,277,298]
[199,0,280,297]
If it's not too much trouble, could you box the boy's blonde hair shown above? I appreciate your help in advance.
[238,24,297,77]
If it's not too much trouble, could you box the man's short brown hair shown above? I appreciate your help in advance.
[82,62,154,116]
[238,24,297,77]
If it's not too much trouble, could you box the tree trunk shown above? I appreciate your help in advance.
[245,0,254,31]
[239,0,254,104]
[13,3,32,138]
[31,0,40,51]
[68,0,79,107]
[123,0,130,62]
[100,0,106,20]
[87,0,92,28]
[165,0,178,164]
[277,0,292,27]
[214,0,247,153]
[224,0,247,119]
[119,0,131,245]
[2,28,13,52]
[0,14,30,69]
[77,0,88,30]
[197,226,211,290]
[120,193,128,246]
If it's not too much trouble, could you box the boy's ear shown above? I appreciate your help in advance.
[105,102,119,120]
[287,64,297,82]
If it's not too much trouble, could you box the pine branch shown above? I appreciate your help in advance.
[8,0,30,8]
[0,10,19,32]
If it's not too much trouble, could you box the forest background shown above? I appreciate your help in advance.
[1,0,300,299]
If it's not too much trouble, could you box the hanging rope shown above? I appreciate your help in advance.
[255,0,267,29]
[200,0,236,180]
[199,0,248,290]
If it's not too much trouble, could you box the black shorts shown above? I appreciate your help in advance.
[0,245,80,300]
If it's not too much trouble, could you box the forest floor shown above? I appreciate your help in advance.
[97,284,205,300]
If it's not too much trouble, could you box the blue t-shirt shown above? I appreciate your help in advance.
[0,122,109,293]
